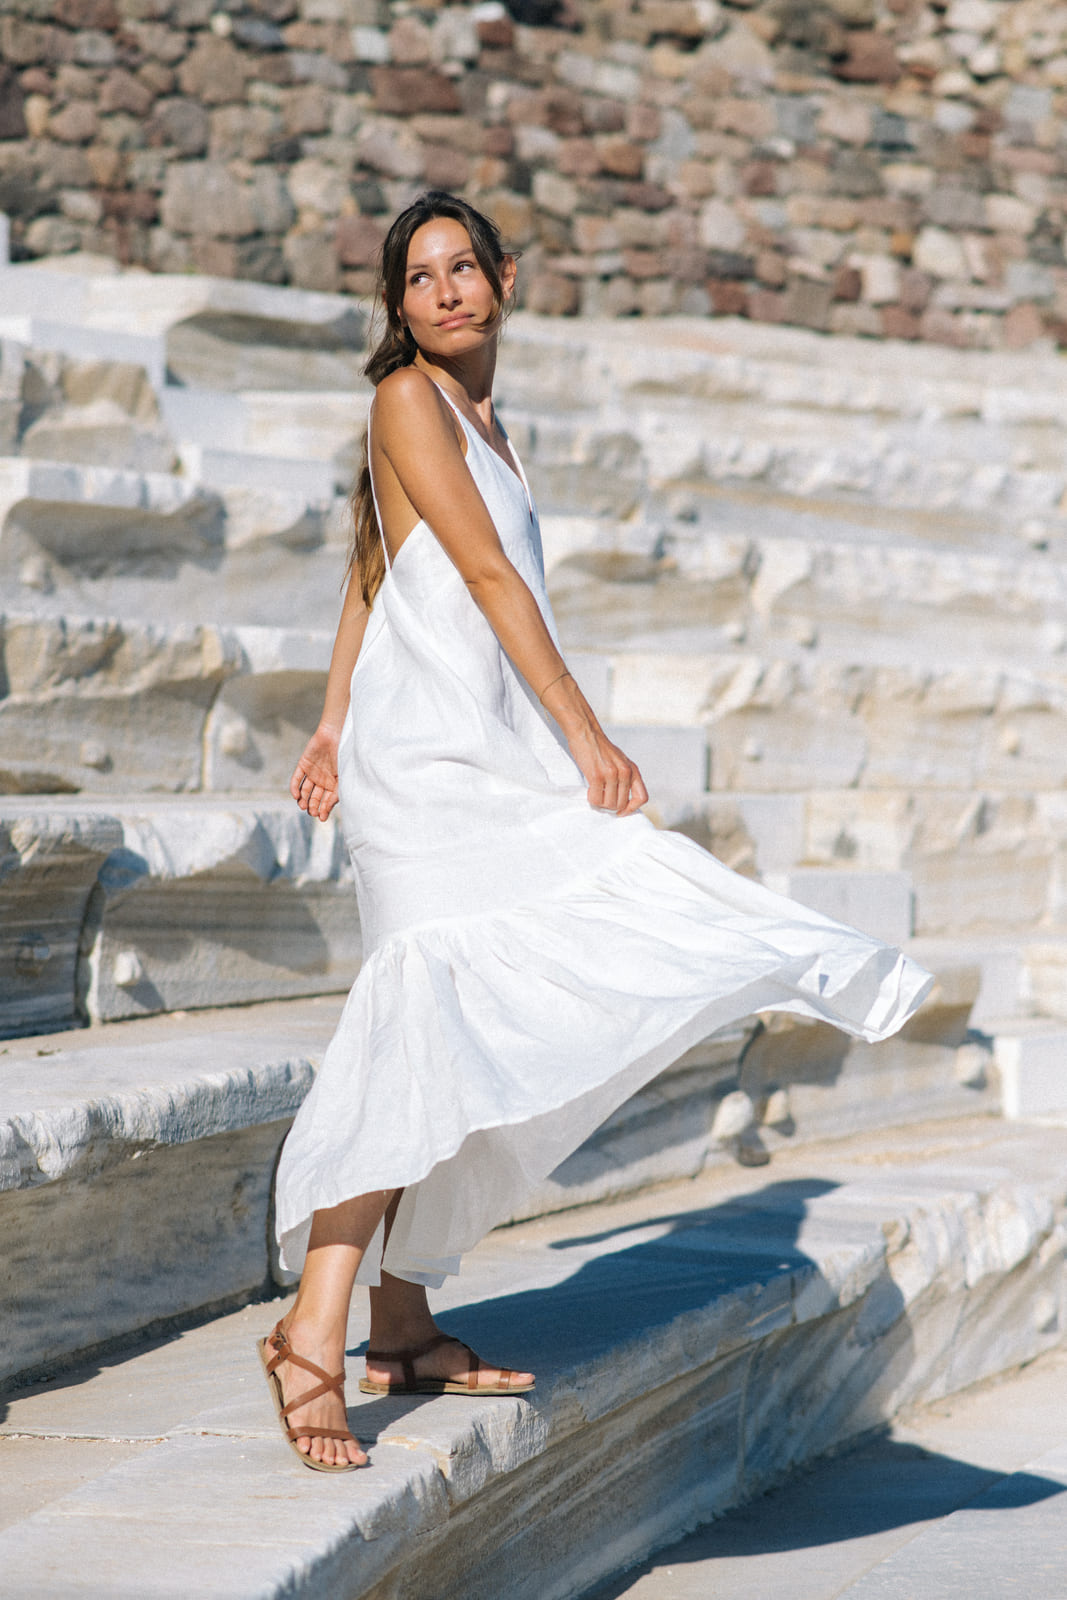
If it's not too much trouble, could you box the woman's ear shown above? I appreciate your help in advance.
[501,253,518,301]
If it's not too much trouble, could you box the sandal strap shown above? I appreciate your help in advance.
[265,1327,346,1421]
[365,1332,518,1391]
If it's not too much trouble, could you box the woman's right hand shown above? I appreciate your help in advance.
[290,725,341,821]
[566,722,649,817]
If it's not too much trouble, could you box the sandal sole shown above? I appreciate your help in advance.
[357,1377,535,1396]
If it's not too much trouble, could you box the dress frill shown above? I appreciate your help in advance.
[274,820,933,1283]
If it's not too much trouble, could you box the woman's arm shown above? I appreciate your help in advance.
[374,368,647,817]
[290,577,370,821]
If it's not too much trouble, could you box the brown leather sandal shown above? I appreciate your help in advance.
[257,1322,366,1473]
[358,1331,535,1396]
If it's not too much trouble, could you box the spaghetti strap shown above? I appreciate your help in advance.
[365,405,391,572]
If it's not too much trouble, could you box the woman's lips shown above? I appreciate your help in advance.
[437,313,473,328]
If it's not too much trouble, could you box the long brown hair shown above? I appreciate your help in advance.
[348,191,512,607]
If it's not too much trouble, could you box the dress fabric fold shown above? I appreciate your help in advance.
[273,389,933,1283]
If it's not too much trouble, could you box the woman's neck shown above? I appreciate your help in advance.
[412,345,498,428]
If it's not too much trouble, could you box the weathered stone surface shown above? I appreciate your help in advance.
[0,811,122,1038]
[0,612,242,796]
[0,1116,1063,1595]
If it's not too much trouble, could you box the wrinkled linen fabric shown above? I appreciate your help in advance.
[274,386,933,1283]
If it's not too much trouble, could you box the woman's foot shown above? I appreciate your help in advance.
[363,1329,535,1395]
[270,1316,368,1468]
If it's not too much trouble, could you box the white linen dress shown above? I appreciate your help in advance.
[274,385,933,1284]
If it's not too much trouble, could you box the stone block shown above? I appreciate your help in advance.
[177,37,248,105]
[0,1008,329,1382]
[179,444,334,500]
[762,868,914,945]
[371,66,461,115]
[995,1024,1067,1119]
[0,811,122,1038]
[0,612,242,797]
[20,400,177,473]
[603,723,709,793]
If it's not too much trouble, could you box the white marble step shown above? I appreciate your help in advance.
[0,795,356,1036]
[0,944,997,1386]
[580,1347,1067,1600]
[1,1119,1065,1598]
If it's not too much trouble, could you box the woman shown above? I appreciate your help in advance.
[260,192,932,1471]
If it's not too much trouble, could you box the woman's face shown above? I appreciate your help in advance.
[399,217,514,358]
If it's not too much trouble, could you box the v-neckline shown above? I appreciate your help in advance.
[432,381,533,514]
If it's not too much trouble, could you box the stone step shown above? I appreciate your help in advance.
[0,262,369,392]
[512,403,1067,535]
[551,514,1067,664]
[0,947,994,1385]
[593,648,1067,799]
[499,313,1067,435]
[580,1345,1067,1600]
[0,454,341,625]
[0,796,357,1038]
[1,1117,1065,1598]
[0,615,334,798]
[647,789,1067,944]
[10,610,1067,804]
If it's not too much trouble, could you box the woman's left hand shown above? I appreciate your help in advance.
[290,726,341,821]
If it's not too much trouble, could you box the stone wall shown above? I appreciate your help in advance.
[1,0,1066,345]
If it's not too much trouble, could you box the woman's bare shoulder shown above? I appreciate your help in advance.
[373,367,444,426]
[372,367,463,455]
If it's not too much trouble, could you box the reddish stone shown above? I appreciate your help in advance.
[996,147,1057,174]
[959,132,991,161]
[483,124,514,157]
[756,250,786,287]
[587,99,627,135]
[881,304,919,339]
[898,268,931,312]
[0,66,27,140]
[100,68,154,116]
[101,189,158,222]
[857,197,916,231]
[620,181,672,212]
[741,160,777,197]
[137,62,175,96]
[673,247,709,284]
[598,139,644,179]
[50,100,99,143]
[623,248,664,280]
[191,237,239,278]
[747,288,784,324]
[1,18,71,67]
[54,0,118,26]
[833,32,900,84]
[178,39,248,107]
[281,85,331,137]
[626,102,660,141]
[557,139,599,177]
[833,265,862,302]
[87,143,126,186]
[423,145,469,190]
[371,68,461,116]
[1002,303,1046,349]
[919,306,969,348]
[20,69,53,94]
[477,16,515,48]
[542,88,585,138]
[336,213,387,269]
[709,280,748,316]
[524,271,579,315]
